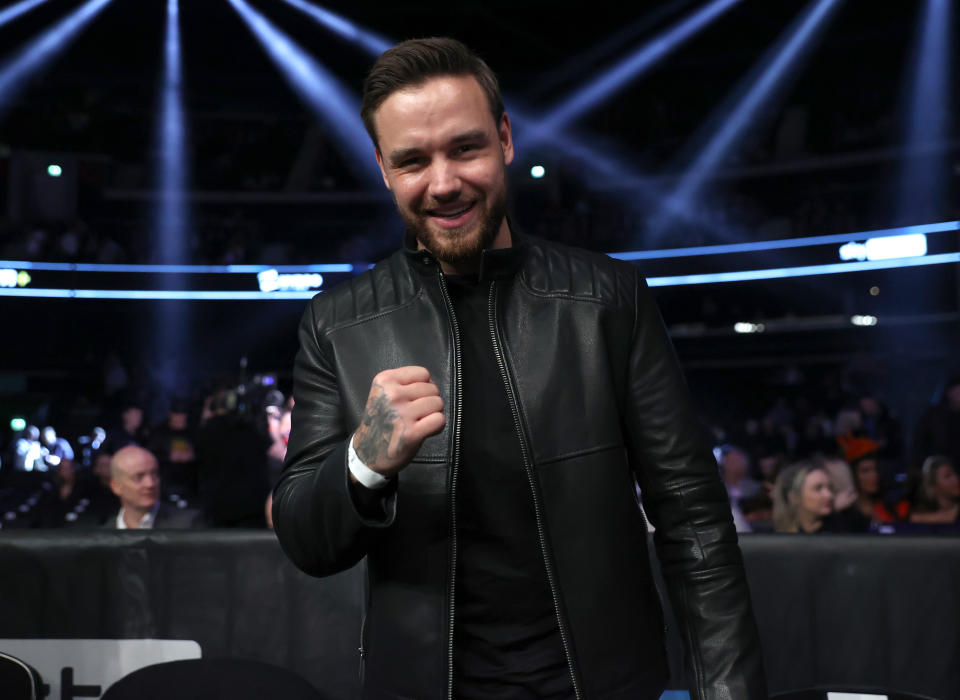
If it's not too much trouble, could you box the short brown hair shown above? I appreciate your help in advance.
[361,37,505,151]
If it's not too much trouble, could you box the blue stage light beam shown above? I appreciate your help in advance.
[524,0,743,148]
[520,115,744,239]
[524,0,697,102]
[0,0,113,117]
[154,0,189,265]
[650,0,843,241]
[225,0,381,185]
[268,3,664,194]
[220,2,739,242]
[269,2,698,235]
[0,0,50,28]
[150,0,191,385]
[256,1,686,239]
[896,0,953,223]
[279,0,391,54]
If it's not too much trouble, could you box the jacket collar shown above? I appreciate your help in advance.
[403,224,527,282]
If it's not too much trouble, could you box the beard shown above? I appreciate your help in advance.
[397,176,509,269]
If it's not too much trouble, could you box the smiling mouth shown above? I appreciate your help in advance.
[429,202,475,219]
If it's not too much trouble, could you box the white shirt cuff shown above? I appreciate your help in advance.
[348,435,391,489]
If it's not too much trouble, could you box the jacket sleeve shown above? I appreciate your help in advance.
[272,300,397,578]
[622,270,767,700]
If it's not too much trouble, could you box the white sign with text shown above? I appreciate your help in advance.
[0,638,201,699]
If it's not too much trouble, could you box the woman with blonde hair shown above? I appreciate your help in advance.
[909,456,960,524]
[773,460,869,533]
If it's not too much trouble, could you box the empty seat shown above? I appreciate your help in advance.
[100,658,324,700]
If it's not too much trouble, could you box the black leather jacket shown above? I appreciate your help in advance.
[273,235,767,700]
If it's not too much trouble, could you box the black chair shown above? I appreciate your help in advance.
[771,688,940,700]
[100,658,324,700]
[0,651,43,700]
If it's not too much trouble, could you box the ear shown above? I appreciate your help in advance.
[109,478,121,498]
[499,112,514,166]
[374,149,392,190]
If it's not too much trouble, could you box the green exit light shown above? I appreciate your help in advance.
[10,417,26,431]
[47,164,62,177]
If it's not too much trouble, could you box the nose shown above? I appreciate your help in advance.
[426,159,461,202]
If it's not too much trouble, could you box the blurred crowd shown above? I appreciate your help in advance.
[1,361,958,534]
[0,379,292,531]
[708,375,960,534]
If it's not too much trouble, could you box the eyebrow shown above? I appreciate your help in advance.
[387,129,489,167]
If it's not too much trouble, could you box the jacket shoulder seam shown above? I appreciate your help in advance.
[519,240,636,307]
[515,275,613,306]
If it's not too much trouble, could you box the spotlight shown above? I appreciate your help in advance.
[0,0,114,118]
[734,322,765,334]
[651,0,842,240]
[47,164,62,177]
[851,315,878,327]
[0,0,49,28]
[840,233,928,262]
[153,0,189,265]
[149,0,192,386]
[529,0,743,145]
[270,2,666,205]
[525,0,698,100]
[530,165,546,179]
[279,0,391,54]
[226,0,381,185]
[896,0,953,222]
[869,286,880,296]
[866,233,927,260]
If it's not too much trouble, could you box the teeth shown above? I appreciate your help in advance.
[434,203,471,218]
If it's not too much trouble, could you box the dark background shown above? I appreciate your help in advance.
[0,0,957,457]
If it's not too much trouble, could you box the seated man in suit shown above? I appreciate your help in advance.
[109,446,203,529]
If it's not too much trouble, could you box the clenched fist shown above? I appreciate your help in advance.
[352,366,445,478]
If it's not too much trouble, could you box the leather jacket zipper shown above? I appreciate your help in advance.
[436,268,463,700]
[487,281,585,700]
[359,558,370,684]
[358,612,367,683]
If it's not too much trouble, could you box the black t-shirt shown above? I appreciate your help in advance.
[446,274,574,699]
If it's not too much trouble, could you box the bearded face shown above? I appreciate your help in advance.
[373,75,514,273]
[392,169,508,269]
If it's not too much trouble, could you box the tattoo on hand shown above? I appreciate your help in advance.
[356,386,404,467]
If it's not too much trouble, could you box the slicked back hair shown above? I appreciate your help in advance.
[361,37,505,152]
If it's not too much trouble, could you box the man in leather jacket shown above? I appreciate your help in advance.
[273,37,767,700]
